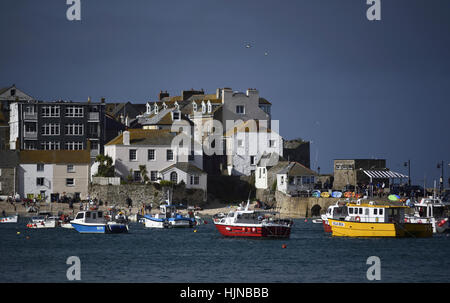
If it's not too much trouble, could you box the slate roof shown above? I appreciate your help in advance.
[19,150,90,164]
[276,162,318,176]
[257,152,286,167]
[105,129,192,146]
[160,162,205,175]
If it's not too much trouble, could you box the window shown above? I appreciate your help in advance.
[66,178,74,186]
[42,105,60,117]
[281,176,284,185]
[98,212,103,218]
[250,156,256,165]
[65,106,84,117]
[65,124,84,135]
[349,208,354,214]
[148,149,155,161]
[88,123,99,137]
[173,111,180,120]
[37,163,44,172]
[207,103,212,113]
[236,105,245,114]
[150,171,158,182]
[65,142,83,150]
[24,141,37,150]
[269,140,276,147]
[41,141,60,150]
[91,141,99,151]
[237,139,243,147]
[190,175,200,185]
[379,209,383,215]
[359,208,363,215]
[170,171,178,183]
[42,123,60,135]
[193,103,197,112]
[167,149,174,161]
[67,165,75,173]
[134,171,141,182]
[10,89,16,96]
[129,149,137,161]
[76,212,84,219]
[36,177,44,186]
[86,212,91,218]
[374,209,378,215]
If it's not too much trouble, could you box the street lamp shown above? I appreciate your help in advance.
[404,160,411,186]
[437,161,444,195]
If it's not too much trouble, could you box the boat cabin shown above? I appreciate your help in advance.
[153,204,178,219]
[74,210,105,223]
[343,200,407,223]
[413,198,449,219]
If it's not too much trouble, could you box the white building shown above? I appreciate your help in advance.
[104,129,207,192]
[276,162,318,196]
[160,163,207,192]
[224,120,283,176]
[255,152,285,190]
[18,149,91,201]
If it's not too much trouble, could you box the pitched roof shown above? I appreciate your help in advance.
[19,150,90,164]
[224,119,272,137]
[160,162,205,174]
[0,150,19,168]
[105,129,191,146]
[257,152,285,167]
[277,162,317,176]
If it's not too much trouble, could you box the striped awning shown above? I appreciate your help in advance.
[363,170,408,179]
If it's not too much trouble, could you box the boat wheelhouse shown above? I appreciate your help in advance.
[405,197,450,233]
[321,200,348,232]
[328,199,432,238]
[71,210,128,233]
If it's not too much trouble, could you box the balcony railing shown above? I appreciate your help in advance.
[88,112,99,121]
[23,112,37,120]
[23,131,38,139]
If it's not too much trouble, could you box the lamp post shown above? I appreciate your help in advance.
[437,161,444,195]
[404,160,411,186]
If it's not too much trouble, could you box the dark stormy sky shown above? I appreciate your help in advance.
[1,0,449,188]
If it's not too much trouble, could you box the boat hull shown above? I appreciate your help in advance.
[214,223,291,238]
[144,216,193,228]
[71,223,107,233]
[0,215,18,223]
[328,219,432,238]
[27,220,57,228]
[322,219,332,233]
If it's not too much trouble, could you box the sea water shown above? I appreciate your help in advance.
[0,217,449,283]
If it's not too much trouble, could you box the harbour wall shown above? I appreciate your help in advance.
[88,183,206,207]
[256,188,339,218]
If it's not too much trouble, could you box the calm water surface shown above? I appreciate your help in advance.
[1,217,449,282]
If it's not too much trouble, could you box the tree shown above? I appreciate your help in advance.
[139,165,149,183]
[94,154,115,177]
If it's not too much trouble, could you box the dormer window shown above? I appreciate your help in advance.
[146,104,151,114]
[201,102,206,114]
[207,101,212,113]
[172,111,181,121]
[162,103,168,110]
[236,105,245,114]
[154,105,159,114]
[174,102,179,110]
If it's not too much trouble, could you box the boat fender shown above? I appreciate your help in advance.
[355,216,361,222]
[438,219,447,227]
[41,221,45,226]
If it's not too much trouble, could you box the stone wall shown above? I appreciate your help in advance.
[88,183,206,207]
[274,191,340,218]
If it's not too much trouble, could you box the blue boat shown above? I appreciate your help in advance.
[144,204,194,228]
[71,210,128,234]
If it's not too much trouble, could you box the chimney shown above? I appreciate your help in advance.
[123,130,130,145]
[246,88,259,97]
[222,88,233,103]
[158,90,169,100]
[216,88,222,99]
[125,115,129,127]
[87,96,91,103]
[101,97,105,103]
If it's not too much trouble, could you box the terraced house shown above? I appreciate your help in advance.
[17,149,91,202]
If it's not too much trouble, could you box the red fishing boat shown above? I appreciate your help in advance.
[213,202,293,238]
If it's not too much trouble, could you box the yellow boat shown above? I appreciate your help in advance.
[328,200,432,238]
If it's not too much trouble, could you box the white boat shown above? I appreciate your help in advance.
[27,213,58,228]
[0,214,18,223]
[321,200,348,232]
[144,204,194,228]
[71,210,128,234]
[405,197,450,233]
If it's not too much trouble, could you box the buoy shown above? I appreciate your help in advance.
[194,229,197,233]
[304,219,307,222]
[282,244,287,249]
[16,231,20,235]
